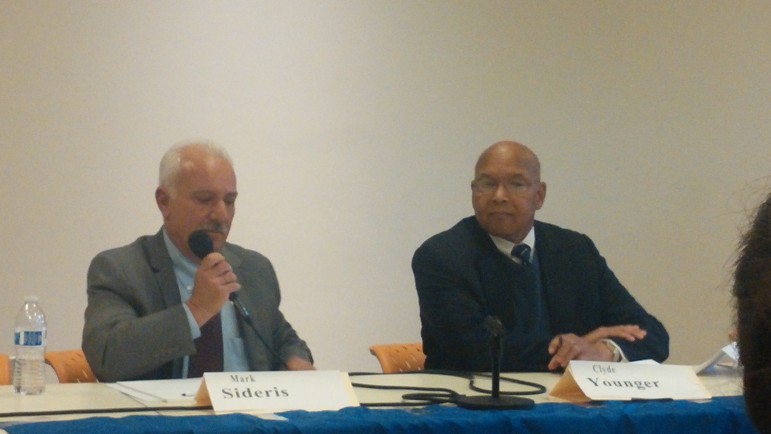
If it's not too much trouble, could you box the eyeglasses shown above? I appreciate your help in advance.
[471,177,534,196]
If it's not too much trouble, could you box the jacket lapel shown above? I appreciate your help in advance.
[478,253,519,325]
[144,229,182,308]
[467,218,523,327]
[533,222,572,332]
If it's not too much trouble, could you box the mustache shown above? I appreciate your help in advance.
[199,222,229,235]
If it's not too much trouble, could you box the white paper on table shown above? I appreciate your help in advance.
[107,378,202,402]
[692,342,740,374]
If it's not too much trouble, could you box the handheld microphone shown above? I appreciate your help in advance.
[187,229,286,370]
[188,230,252,324]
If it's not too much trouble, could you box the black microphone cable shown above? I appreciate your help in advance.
[468,373,546,396]
[0,405,214,419]
[232,298,289,371]
[348,370,546,408]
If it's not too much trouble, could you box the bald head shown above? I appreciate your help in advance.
[475,141,541,182]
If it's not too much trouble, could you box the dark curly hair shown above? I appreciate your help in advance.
[734,191,771,433]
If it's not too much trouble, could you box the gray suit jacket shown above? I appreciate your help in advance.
[82,229,312,382]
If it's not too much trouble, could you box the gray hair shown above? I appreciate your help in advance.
[158,139,233,194]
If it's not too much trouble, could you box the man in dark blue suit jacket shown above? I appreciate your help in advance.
[412,141,669,372]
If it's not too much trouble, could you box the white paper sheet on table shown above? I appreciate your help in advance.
[106,378,201,402]
[692,342,739,374]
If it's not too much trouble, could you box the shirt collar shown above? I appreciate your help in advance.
[489,226,536,262]
[162,227,198,276]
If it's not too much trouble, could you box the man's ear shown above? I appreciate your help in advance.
[155,187,170,218]
[535,182,547,210]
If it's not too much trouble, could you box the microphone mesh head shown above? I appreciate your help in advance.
[188,230,214,259]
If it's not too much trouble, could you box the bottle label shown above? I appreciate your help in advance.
[14,330,46,346]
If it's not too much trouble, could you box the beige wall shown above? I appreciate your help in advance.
[1,0,769,372]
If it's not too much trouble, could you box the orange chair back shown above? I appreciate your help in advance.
[369,343,426,374]
[0,354,10,385]
[44,349,97,383]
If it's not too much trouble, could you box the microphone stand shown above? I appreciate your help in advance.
[455,319,534,410]
[491,330,501,399]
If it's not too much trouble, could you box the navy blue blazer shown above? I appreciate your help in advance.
[412,217,669,372]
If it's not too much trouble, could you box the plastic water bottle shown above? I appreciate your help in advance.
[13,296,47,395]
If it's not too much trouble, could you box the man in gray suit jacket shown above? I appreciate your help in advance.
[83,140,313,381]
[412,141,668,372]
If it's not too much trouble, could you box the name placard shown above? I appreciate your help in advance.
[195,370,359,414]
[550,361,712,403]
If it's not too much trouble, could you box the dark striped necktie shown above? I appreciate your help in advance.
[511,244,531,266]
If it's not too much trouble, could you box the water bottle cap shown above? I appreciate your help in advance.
[23,296,39,303]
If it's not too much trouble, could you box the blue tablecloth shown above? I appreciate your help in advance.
[2,396,758,434]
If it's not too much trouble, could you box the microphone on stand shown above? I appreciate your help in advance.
[188,229,252,324]
[455,316,534,410]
